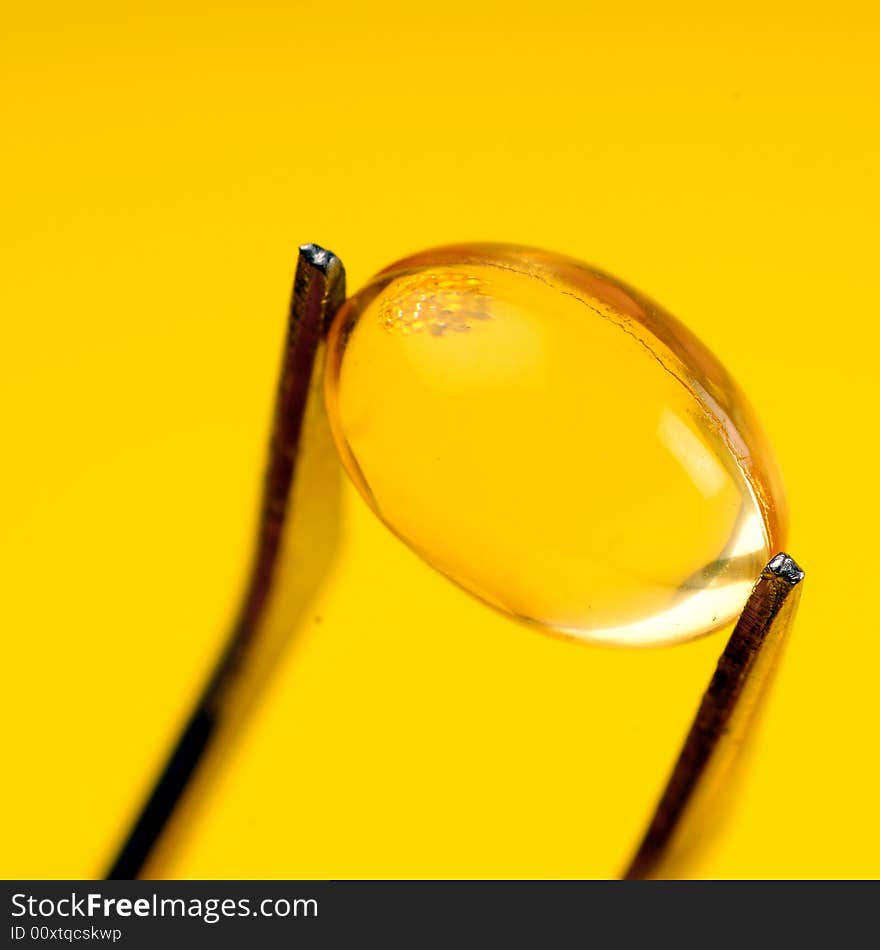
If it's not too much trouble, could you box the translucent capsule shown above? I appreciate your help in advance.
[324,244,787,646]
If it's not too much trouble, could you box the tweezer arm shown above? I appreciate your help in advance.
[624,553,805,880]
[106,244,345,879]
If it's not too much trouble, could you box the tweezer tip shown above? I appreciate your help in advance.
[765,552,805,585]
[299,243,340,275]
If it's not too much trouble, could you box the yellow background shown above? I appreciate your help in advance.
[2,1,878,878]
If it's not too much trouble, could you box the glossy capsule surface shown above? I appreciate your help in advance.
[325,244,787,646]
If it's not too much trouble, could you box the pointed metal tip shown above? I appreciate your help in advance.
[765,552,805,585]
[298,243,341,275]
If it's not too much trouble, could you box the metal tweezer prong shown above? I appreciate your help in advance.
[625,553,804,879]
[106,244,346,879]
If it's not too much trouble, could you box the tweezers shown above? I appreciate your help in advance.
[107,244,804,881]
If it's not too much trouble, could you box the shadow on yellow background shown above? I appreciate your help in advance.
[2,1,878,878]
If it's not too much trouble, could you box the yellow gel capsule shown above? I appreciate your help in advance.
[324,244,787,646]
